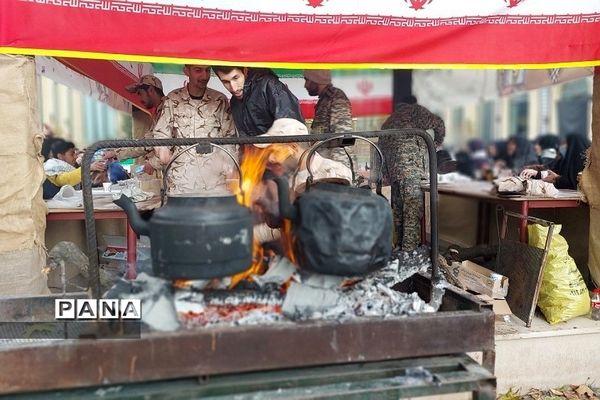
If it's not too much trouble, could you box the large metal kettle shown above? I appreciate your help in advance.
[114,144,253,280]
[275,135,393,276]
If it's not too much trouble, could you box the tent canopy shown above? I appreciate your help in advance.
[2,0,599,69]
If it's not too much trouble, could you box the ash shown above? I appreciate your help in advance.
[176,246,436,328]
[293,247,435,321]
[107,248,437,330]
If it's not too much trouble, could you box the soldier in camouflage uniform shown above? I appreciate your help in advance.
[153,65,236,195]
[104,75,165,174]
[379,96,445,251]
[303,70,353,169]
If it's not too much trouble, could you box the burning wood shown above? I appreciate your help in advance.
[228,144,299,287]
[173,248,436,328]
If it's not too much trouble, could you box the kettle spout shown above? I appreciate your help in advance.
[113,195,150,236]
[274,177,297,221]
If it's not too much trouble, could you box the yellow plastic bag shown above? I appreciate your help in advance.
[528,224,590,324]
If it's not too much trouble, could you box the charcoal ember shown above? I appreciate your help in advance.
[203,289,284,306]
[174,291,205,315]
[179,303,284,328]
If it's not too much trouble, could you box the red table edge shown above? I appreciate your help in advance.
[46,209,137,279]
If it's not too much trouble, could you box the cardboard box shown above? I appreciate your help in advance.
[476,294,512,316]
[453,260,509,299]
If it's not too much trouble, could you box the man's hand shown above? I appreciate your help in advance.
[90,161,107,172]
[542,170,559,183]
[103,150,117,160]
[520,169,538,179]
[142,162,155,175]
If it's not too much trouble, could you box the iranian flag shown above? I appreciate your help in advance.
[1,0,599,67]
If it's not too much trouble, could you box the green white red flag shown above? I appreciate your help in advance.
[1,0,599,68]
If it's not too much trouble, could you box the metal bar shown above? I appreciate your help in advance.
[3,354,495,399]
[80,129,439,299]
[0,308,493,394]
[502,210,554,227]
[126,223,137,280]
[519,201,529,243]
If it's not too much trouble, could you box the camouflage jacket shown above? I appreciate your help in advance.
[310,85,353,135]
[379,103,445,182]
[115,97,167,170]
[380,103,445,147]
[152,86,236,195]
[310,85,353,167]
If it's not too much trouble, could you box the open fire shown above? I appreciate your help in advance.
[108,140,440,332]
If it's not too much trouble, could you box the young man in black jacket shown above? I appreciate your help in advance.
[213,66,304,136]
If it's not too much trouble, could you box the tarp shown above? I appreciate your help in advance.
[1,0,600,68]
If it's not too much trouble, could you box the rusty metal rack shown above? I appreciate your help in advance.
[0,130,496,398]
[5,355,495,399]
[0,274,495,398]
[78,129,441,298]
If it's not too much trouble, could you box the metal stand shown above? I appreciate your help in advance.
[495,209,555,327]
[80,129,439,298]
[5,354,494,399]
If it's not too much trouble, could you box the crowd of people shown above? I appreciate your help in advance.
[453,133,591,191]
[40,65,592,254]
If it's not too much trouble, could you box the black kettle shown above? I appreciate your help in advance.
[275,135,393,276]
[114,143,253,280]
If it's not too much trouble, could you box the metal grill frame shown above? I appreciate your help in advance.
[80,129,440,298]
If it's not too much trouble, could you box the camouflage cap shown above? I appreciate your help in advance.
[125,75,163,93]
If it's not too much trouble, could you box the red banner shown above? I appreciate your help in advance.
[2,0,600,67]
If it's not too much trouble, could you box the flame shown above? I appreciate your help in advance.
[228,144,298,288]
[173,279,193,289]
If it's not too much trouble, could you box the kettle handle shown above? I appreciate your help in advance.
[161,143,244,205]
[303,135,385,195]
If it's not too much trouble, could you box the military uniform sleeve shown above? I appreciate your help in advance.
[115,115,159,161]
[329,97,353,133]
[152,98,175,140]
[417,105,445,147]
[430,114,445,147]
[217,96,236,138]
[265,79,305,123]
[214,94,239,160]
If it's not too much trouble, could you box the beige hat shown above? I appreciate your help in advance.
[125,75,163,93]
[303,69,332,85]
[294,152,352,194]
[254,118,308,148]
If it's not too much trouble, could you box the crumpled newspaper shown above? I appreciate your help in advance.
[526,179,559,197]
[112,185,153,203]
[493,177,526,194]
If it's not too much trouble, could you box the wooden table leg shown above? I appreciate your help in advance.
[519,201,529,243]
[126,222,137,280]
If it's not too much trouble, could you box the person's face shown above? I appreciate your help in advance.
[486,144,497,158]
[216,68,247,100]
[184,65,211,92]
[136,87,154,108]
[304,78,320,96]
[506,140,517,156]
[533,143,542,156]
[58,148,76,166]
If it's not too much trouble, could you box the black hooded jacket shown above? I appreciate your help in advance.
[230,69,304,136]
[554,134,590,190]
